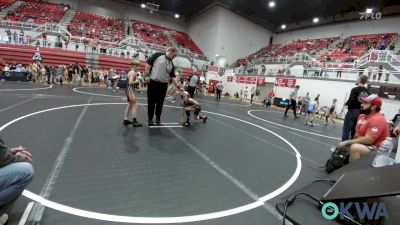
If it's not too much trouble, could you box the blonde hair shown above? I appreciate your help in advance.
[131,60,140,66]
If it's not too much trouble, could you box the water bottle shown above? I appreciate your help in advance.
[372,137,394,167]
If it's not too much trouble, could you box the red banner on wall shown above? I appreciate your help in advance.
[257,77,266,86]
[275,78,297,88]
[236,76,259,84]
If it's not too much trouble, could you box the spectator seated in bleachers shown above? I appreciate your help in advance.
[0,0,15,11]
[69,11,125,43]
[5,0,66,24]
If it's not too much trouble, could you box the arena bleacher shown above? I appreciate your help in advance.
[0,0,15,10]
[5,0,66,24]
[68,11,125,42]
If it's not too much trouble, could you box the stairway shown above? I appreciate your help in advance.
[390,35,400,53]
[59,9,76,28]
[164,30,177,47]
[314,38,342,58]
[0,1,24,20]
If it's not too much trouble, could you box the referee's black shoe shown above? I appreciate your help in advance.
[148,120,154,126]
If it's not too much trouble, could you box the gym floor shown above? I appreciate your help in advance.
[0,81,342,225]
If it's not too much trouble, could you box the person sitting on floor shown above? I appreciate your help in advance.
[0,137,34,225]
[336,94,388,162]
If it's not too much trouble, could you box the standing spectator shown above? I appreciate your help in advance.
[144,47,181,126]
[377,65,383,82]
[260,65,266,76]
[300,92,311,115]
[250,87,256,104]
[337,63,343,78]
[243,86,249,99]
[187,70,199,98]
[72,62,81,86]
[215,81,223,100]
[314,94,320,102]
[0,137,34,224]
[42,32,47,47]
[65,39,69,50]
[367,66,373,80]
[342,75,369,141]
[6,29,11,43]
[284,85,300,119]
[266,89,274,107]
[384,70,390,82]
[12,31,17,44]
[18,30,24,44]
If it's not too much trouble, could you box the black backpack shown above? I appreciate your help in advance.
[325,146,350,173]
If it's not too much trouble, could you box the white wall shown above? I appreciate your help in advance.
[188,6,272,65]
[274,16,400,44]
[50,0,187,32]
[214,7,272,65]
[188,7,220,63]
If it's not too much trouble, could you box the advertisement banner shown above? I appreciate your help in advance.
[275,78,297,88]
[257,77,266,86]
[236,76,260,84]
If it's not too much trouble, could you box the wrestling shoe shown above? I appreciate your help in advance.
[133,120,143,127]
[123,120,132,125]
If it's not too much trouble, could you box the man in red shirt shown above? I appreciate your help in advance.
[337,94,388,162]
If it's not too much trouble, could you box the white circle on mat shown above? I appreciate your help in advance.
[0,103,302,224]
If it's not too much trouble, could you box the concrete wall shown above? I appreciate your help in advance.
[274,16,400,44]
[188,6,272,65]
[187,7,220,63]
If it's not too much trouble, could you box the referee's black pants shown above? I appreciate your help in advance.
[284,99,297,117]
[187,86,196,98]
[147,79,168,122]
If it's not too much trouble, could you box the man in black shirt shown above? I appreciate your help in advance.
[342,75,369,141]
[145,47,181,126]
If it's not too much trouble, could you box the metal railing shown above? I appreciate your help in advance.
[355,50,400,68]
[0,20,208,61]
[229,64,400,84]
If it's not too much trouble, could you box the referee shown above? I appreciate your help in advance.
[145,47,181,126]
[187,69,199,98]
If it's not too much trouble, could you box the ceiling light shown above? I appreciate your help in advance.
[366,8,373,14]
[281,24,286,29]
[174,13,180,19]
[140,3,146,8]
[268,1,275,8]
[215,54,219,57]
[313,17,319,23]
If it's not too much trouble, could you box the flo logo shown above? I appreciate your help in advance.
[359,12,382,20]
[321,202,389,221]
